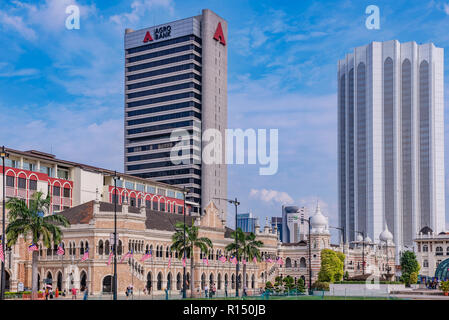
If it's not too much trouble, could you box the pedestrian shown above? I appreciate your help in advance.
[204,284,209,298]
[164,287,169,300]
[83,287,89,300]
[71,287,77,300]
[45,287,49,300]
[212,283,216,298]
[125,286,129,299]
[143,287,147,295]
[225,283,228,298]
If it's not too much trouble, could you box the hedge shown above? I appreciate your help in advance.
[334,281,402,285]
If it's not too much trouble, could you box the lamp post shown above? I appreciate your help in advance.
[182,187,189,299]
[213,197,240,297]
[355,230,365,275]
[301,217,312,295]
[0,146,9,301]
[113,171,118,300]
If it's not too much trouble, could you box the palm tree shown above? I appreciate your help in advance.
[5,192,70,299]
[225,228,263,295]
[170,221,212,297]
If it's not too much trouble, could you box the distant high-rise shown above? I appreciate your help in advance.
[124,9,228,218]
[237,212,257,233]
[338,40,446,258]
[281,205,308,243]
[271,217,283,241]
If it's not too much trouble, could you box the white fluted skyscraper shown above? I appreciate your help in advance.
[338,40,445,260]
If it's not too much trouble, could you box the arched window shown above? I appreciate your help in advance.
[105,240,110,255]
[217,274,222,290]
[231,274,236,289]
[423,245,428,252]
[446,247,449,255]
[102,275,113,293]
[423,260,429,268]
[209,273,214,286]
[300,257,307,268]
[251,274,255,289]
[176,273,181,290]
[436,247,443,256]
[167,273,172,290]
[166,247,170,258]
[118,240,123,255]
[80,241,85,255]
[146,272,152,291]
[285,257,292,268]
[294,261,297,268]
[99,240,104,255]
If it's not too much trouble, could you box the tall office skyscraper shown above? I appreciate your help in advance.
[281,205,308,243]
[237,212,257,233]
[124,9,228,217]
[338,40,446,257]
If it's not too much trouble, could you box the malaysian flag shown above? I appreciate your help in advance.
[0,239,4,263]
[168,255,171,268]
[266,257,273,263]
[120,250,133,263]
[28,243,38,252]
[242,259,247,265]
[107,251,113,266]
[203,257,209,266]
[56,244,64,256]
[81,249,89,262]
[218,255,226,263]
[276,257,284,265]
[141,250,152,263]
[253,256,258,263]
[182,256,186,267]
[230,256,237,265]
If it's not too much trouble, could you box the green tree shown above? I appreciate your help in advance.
[318,249,345,283]
[282,276,295,293]
[264,281,273,292]
[170,221,213,297]
[400,251,420,286]
[273,276,283,293]
[5,192,70,300]
[225,228,263,294]
[296,278,305,293]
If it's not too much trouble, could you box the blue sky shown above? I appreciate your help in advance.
[1,0,449,240]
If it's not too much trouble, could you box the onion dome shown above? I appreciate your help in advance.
[379,223,394,243]
[310,202,328,233]
[419,226,433,235]
[356,234,363,242]
[364,236,372,243]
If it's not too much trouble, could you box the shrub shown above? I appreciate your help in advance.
[409,272,418,285]
[440,280,449,294]
[312,281,330,291]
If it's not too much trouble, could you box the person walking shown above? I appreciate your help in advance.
[204,284,209,298]
[83,287,89,300]
[71,287,77,300]
[212,283,216,298]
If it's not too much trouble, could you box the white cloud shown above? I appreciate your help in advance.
[110,0,175,29]
[0,10,36,40]
[249,189,294,205]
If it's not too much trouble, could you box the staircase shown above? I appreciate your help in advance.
[266,263,280,284]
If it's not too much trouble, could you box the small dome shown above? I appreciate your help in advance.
[310,203,327,232]
[420,226,433,235]
[364,236,372,243]
[356,234,363,242]
[379,223,394,242]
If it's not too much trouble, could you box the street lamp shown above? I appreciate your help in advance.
[355,230,365,275]
[214,197,240,297]
[112,171,119,300]
[0,146,9,301]
[301,217,313,295]
[182,187,190,299]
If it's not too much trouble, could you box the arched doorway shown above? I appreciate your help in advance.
[201,273,206,290]
[157,272,162,290]
[209,273,214,286]
[46,271,53,289]
[57,272,63,291]
[176,273,181,290]
[102,275,113,293]
[167,273,172,290]
[5,271,10,291]
[146,272,152,291]
[37,273,41,291]
[80,271,87,290]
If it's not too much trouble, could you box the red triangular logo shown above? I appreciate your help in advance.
[143,31,153,43]
[213,22,226,46]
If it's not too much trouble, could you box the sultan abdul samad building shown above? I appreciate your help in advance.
[0,148,396,296]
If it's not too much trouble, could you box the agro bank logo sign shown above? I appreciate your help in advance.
[143,25,172,43]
